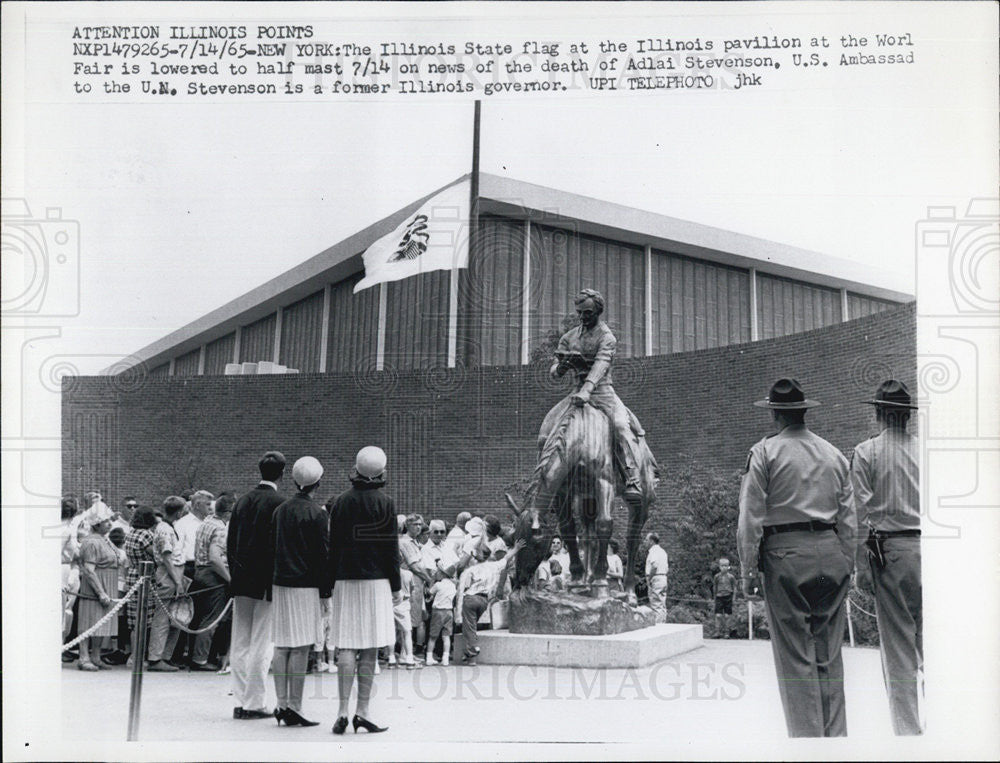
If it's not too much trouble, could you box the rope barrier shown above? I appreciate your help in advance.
[64,581,226,602]
[848,592,878,619]
[62,578,143,651]
[149,586,233,635]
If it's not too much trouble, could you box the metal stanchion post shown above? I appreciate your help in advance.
[846,597,855,648]
[747,600,753,641]
[127,561,154,741]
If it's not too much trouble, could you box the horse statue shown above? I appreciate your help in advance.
[507,392,659,604]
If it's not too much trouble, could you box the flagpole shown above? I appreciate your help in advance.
[449,99,480,369]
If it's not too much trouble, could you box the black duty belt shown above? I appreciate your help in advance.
[873,529,921,538]
[763,521,837,537]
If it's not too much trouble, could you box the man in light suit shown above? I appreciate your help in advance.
[227,451,286,720]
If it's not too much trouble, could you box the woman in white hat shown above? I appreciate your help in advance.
[270,456,330,727]
[76,502,121,671]
[327,446,401,735]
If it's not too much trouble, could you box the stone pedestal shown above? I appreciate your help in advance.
[507,588,656,635]
[454,624,704,669]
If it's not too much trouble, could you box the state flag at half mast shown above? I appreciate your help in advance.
[353,180,471,293]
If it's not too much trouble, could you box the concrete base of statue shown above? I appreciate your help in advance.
[507,587,655,635]
[454,623,704,669]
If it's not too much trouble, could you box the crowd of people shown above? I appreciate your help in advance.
[59,447,564,732]
[60,476,668,675]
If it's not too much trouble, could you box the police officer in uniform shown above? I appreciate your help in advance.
[737,378,857,737]
[851,379,923,735]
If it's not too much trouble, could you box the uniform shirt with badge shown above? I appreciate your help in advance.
[850,428,919,533]
[737,424,857,574]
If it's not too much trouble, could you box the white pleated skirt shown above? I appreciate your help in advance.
[271,584,323,648]
[329,578,394,649]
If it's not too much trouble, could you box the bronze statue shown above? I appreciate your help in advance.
[509,289,659,604]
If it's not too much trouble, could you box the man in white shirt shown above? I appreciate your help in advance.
[425,519,458,578]
[171,489,213,665]
[175,490,213,579]
[644,532,669,623]
[445,511,471,558]
[111,496,137,533]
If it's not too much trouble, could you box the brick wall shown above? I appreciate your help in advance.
[63,303,916,544]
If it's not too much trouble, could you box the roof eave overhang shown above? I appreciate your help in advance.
[113,172,914,374]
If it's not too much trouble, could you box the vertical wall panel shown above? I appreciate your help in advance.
[327,274,379,373]
[471,217,525,366]
[280,290,325,372]
[149,363,171,378]
[756,273,842,340]
[203,333,236,375]
[239,313,276,363]
[528,223,645,359]
[848,292,895,320]
[174,348,201,377]
[384,269,450,369]
[649,249,751,354]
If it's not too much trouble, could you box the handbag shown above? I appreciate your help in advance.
[168,593,195,627]
[166,576,194,627]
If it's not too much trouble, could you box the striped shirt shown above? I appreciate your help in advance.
[194,515,228,568]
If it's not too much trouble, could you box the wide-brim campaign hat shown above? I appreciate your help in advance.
[862,379,917,409]
[753,378,821,409]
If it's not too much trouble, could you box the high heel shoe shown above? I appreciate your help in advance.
[332,716,349,735]
[283,708,319,727]
[352,714,388,734]
[274,707,287,725]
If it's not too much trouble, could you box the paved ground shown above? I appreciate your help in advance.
[60,639,899,748]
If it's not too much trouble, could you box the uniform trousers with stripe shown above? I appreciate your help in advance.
[871,535,924,735]
[229,596,274,712]
[760,529,851,737]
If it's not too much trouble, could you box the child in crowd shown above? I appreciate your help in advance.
[426,570,457,666]
[389,564,416,669]
[311,603,338,674]
[607,539,624,592]
[548,559,565,592]
[712,557,738,638]
[108,527,130,662]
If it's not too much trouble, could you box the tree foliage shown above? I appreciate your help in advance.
[529,314,578,364]
[664,457,743,598]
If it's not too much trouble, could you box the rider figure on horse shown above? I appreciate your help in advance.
[549,288,645,508]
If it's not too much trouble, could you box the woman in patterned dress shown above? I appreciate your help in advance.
[76,503,121,671]
[124,506,158,663]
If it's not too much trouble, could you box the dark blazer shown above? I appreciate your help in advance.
[328,484,401,593]
[272,491,331,597]
[227,482,285,600]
